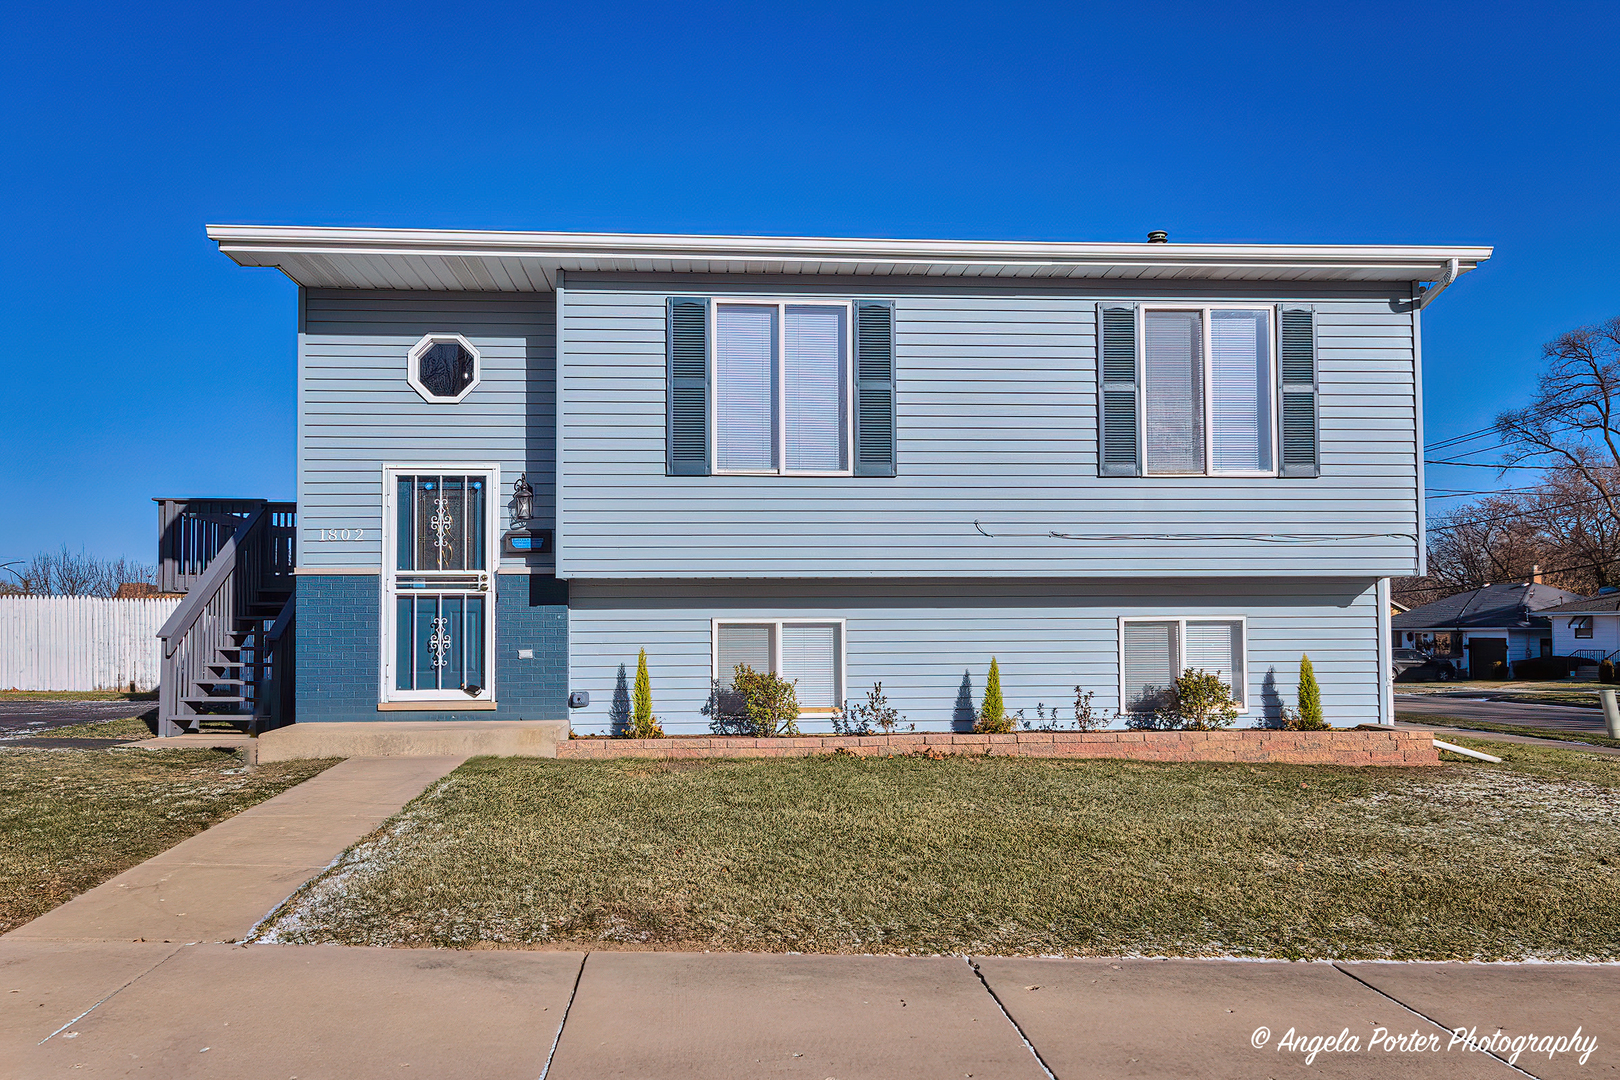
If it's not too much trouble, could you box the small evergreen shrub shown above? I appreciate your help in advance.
[974,658,1013,733]
[626,649,665,739]
[1169,669,1239,730]
[1601,659,1615,685]
[1289,654,1329,730]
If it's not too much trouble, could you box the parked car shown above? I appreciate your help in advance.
[1391,648,1426,677]
[1394,652,1456,682]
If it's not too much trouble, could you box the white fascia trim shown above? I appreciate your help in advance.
[206,224,1493,280]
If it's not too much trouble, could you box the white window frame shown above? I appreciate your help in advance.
[407,332,482,404]
[1139,305,1278,478]
[379,462,500,703]
[710,617,847,714]
[1117,615,1249,713]
[710,298,855,477]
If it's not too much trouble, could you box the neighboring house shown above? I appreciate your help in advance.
[1391,582,1580,677]
[177,226,1488,735]
[1542,589,1620,663]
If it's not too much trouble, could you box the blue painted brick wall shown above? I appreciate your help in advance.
[296,574,568,722]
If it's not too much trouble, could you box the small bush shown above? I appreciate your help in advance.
[839,681,911,736]
[1513,655,1579,681]
[706,665,800,738]
[1020,687,1106,732]
[1290,655,1328,730]
[626,649,664,739]
[974,658,1012,733]
[1169,669,1239,730]
[1489,660,1511,680]
[1602,659,1616,685]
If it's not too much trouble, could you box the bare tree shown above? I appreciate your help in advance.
[1495,317,1620,531]
[0,547,156,597]
[1397,316,1620,607]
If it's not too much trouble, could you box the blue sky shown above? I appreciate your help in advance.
[2,1,1616,565]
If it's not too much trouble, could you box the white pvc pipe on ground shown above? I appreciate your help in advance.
[1433,739,1503,764]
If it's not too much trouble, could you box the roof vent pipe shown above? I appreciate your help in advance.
[1147,230,1169,243]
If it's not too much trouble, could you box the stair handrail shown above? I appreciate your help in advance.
[158,507,266,657]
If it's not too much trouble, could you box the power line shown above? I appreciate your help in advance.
[1425,459,1548,470]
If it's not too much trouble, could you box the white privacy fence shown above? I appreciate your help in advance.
[0,597,181,691]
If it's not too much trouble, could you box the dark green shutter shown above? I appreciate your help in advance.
[854,300,896,477]
[1278,306,1319,478]
[667,297,710,476]
[1097,303,1140,476]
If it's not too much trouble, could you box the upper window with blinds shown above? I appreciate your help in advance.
[1144,307,1274,476]
[666,297,896,478]
[1098,303,1317,479]
[714,301,849,474]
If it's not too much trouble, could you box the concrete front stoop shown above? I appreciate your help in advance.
[129,720,569,762]
[257,720,567,762]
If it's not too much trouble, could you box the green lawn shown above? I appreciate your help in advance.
[256,740,1620,961]
[0,747,336,933]
[36,715,160,740]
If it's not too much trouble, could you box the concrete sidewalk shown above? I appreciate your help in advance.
[5,947,1614,1078]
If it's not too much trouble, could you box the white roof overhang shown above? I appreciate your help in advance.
[206,225,1492,294]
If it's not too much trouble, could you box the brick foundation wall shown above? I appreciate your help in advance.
[556,729,1440,766]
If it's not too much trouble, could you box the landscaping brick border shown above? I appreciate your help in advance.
[556,729,1440,766]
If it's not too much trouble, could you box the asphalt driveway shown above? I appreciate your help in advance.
[1394,694,1608,735]
[0,699,156,741]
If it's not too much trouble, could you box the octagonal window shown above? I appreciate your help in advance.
[407,333,482,403]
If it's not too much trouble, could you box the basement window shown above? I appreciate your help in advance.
[713,619,845,713]
[1119,616,1247,713]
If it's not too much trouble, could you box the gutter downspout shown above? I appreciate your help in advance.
[1415,258,1461,310]
[1377,579,1394,725]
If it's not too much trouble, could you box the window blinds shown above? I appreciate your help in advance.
[1210,310,1272,472]
[715,305,778,471]
[780,623,839,708]
[784,306,847,471]
[1144,311,1205,474]
[717,624,773,683]
[1184,620,1244,704]
[1122,621,1178,712]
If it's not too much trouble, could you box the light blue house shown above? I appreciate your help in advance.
[170,227,1487,736]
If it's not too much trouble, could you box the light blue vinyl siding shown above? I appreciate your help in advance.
[556,277,1419,579]
[298,289,555,571]
[566,576,1383,735]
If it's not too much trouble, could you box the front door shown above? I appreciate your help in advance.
[1466,637,1508,680]
[381,467,498,703]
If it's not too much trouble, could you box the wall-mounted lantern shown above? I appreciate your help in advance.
[513,473,534,523]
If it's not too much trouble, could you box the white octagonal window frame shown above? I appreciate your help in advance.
[407,332,482,404]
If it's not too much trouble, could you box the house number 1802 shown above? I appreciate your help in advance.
[316,529,366,541]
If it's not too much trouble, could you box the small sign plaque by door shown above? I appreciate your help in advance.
[501,528,553,556]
